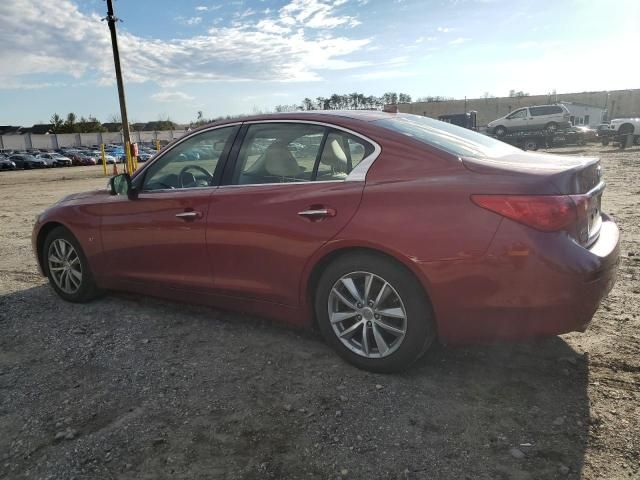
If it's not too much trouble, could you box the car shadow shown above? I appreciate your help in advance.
[1,285,589,479]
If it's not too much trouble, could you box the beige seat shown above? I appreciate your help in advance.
[320,138,348,172]
[264,142,301,178]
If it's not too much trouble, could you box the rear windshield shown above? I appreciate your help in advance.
[375,114,520,158]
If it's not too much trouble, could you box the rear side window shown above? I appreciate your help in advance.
[530,106,563,116]
[375,114,520,158]
[231,123,374,185]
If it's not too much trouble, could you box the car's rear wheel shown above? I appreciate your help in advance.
[494,126,507,137]
[315,252,436,373]
[43,226,101,303]
[545,122,558,133]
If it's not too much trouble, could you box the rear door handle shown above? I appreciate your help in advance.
[175,211,202,220]
[297,207,336,219]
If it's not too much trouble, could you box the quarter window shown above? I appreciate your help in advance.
[142,126,237,191]
[315,131,373,182]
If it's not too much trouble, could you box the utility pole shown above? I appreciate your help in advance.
[104,0,131,159]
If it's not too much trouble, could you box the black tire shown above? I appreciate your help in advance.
[494,126,507,137]
[545,122,558,133]
[601,138,610,146]
[43,226,102,303]
[314,252,436,373]
[619,124,634,136]
[523,139,538,151]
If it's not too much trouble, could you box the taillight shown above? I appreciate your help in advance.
[471,195,577,232]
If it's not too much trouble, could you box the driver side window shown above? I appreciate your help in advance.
[507,109,527,120]
[143,126,238,191]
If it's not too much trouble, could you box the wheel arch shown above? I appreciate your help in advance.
[302,243,437,330]
[36,221,68,276]
[619,123,635,134]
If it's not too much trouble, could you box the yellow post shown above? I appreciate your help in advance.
[101,144,107,176]
[156,139,161,152]
[125,141,133,174]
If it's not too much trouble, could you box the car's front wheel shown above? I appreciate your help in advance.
[494,126,507,137]
[315,252,436,373]
[43,226,101,303]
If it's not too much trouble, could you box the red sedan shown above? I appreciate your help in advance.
[32,111,619,372]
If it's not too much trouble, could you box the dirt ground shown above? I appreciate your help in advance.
[0,145,638,480]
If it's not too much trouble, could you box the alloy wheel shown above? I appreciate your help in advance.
[48,238,82,294]
[328,271,407,358]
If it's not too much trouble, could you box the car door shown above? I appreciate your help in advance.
[99,125,239,292]
[506,108,529,130]
[206,121,376,306]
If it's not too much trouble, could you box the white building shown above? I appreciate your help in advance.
[560,101,607,127]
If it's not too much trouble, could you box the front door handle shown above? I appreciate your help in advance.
[175,211,202,220]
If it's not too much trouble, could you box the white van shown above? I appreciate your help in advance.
[487,104,571,136]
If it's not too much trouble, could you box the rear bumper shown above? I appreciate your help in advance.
[421,215,620,344]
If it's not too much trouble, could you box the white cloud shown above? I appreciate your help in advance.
[449,37,468,45]
[280,0,361,29]
[0,0,370,89]
[195,5,222,12]
[437,26,451,33]
[151,91,195,102]
[177,16,203,25]
[351,70,417,80]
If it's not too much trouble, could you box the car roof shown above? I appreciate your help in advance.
[200,110,399,129]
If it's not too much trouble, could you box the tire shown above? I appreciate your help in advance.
[545,122,558,133]
[523,139,538,151]
[43,226,101,303]
[494,126,507,137]
[315,252,436,373]
[619,124,634,136]
[601,138,610,146]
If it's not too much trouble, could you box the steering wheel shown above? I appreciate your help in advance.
[178,165,212,188]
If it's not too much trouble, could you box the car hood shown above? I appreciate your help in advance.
[58,189,107,204]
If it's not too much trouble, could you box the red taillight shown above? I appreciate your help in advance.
[471,195,577,232]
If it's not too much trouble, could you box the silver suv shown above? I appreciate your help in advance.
[488,104,571,136]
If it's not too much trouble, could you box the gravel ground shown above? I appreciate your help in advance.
[1,145,638,480]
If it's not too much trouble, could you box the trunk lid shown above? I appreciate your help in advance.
[463,152,604,246]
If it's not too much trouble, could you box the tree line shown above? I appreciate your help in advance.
[49,113,106,133]
[274,91,412,113]
[48,113,177,133]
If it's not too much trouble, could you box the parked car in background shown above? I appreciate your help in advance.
[0,157,17,170]
[607,117,640,145]
[67,152,97,166]
[79,153,98,166]
[32,111,619,372]
[36,153,72,167]
[9,154,47,169]
[571,125,598,143]
[487,104,571,136]
[137,153,153,162]
[104,154,118,164]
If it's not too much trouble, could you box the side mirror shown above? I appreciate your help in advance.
[108,173,137,199]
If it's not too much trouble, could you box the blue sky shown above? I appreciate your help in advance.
[1,0,638,125]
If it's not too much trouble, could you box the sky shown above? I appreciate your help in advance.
[0,0,638,126]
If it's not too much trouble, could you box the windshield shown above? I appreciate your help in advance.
[375,114,520,158]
